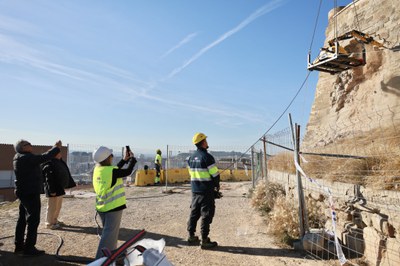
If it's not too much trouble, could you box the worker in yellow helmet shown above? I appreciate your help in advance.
[92,146,137,259]
[187,133,220,249]
[154,149,162,185]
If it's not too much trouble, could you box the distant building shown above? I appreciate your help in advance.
[0,143,67,202]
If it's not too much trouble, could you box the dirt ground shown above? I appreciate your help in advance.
[0,181,329,266]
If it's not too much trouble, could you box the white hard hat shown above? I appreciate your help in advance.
[93,146,113,163]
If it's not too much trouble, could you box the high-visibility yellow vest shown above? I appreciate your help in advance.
[187,149,220,193]
[155,154,162,165]
[93,166,126,212]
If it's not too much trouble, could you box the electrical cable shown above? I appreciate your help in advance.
[220,71,311,173]
[0,233,93,264]
[309,0,323,53]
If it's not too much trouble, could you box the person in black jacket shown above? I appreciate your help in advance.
[13,139,62,256]
[187,133,220,249]
[42,151,76,229]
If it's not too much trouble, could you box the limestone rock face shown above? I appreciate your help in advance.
[303,0,400,153]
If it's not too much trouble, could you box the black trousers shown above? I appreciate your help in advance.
[155,164,161,177]
[15,194,41,248]
[187,193,215,239]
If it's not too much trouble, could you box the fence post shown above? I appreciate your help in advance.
[259,149,264,179]
[251,146,255,188]
[262,136,268,181]
[165,145,169,192]
[289,114,309,237]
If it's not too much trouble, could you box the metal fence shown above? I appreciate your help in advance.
[251,109,400,265]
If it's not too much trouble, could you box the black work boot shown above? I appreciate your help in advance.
[201,237,218,249]
[187,235,200,245]
[23,246,45,257]
[14,244,24,256]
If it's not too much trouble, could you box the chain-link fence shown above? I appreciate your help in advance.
[252,108,400,265]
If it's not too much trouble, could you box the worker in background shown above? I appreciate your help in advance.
[92,146,137,259]
[42,150,76,229]
[154,149,162,185]
[13,139,62,256]
[187,133,220,249]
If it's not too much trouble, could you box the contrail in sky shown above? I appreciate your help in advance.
[167,0,285,79]
[161,32,198,59]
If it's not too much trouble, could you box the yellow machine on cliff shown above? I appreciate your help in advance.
[308,30,385,75]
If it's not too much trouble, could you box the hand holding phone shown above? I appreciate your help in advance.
[125,145,133,160]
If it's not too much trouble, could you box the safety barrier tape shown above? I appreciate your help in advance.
[296,155,347,265]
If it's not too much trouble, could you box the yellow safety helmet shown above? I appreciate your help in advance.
[192,133,207,145]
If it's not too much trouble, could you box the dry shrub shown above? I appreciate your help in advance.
[251,182,328,246]
[301,154,400,190]
[302,155,370,184]
[250,180,285,215]
[364,156,400,190]
[305,196,327,228]
[300,125,400,190]
[251,181,298,245]
[267,195,300,244]
[268,152,295,174]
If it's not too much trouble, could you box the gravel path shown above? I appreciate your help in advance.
[0,181,327,266]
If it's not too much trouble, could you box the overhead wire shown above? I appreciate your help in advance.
[219,0,322,173]
[220,71,311,173]
[308,0,323,53]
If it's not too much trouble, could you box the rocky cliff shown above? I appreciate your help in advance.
[302,0,400,154]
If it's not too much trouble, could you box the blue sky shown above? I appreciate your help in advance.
[0,0,352,154]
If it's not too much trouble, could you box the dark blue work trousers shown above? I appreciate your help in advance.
[187,192,215,239]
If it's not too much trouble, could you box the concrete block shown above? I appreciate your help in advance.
[302,229,326,252]
[232,169,251,181]
[344,226,364,255]
[219,170,232,181]
[135,170,155,186]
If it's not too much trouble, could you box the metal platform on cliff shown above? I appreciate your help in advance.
[308,30,385,75]
[307,42,365,74]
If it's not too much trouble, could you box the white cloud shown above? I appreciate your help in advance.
[0,15,39,36]
[161,32,198,59]
[167,0,285,79]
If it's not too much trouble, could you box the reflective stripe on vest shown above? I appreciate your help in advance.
[189,165,219,181]
[93,166,126,212]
